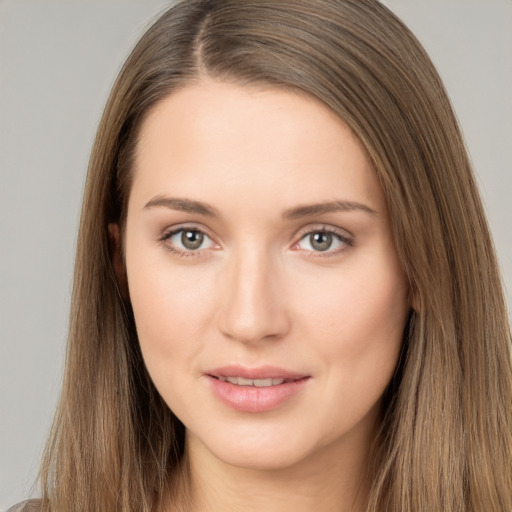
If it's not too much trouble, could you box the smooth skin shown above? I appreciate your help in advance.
[117,79,410,512]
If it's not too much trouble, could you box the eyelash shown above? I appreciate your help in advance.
[159,225,353,259]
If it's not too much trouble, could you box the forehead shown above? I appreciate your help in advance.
[131,79,385,215]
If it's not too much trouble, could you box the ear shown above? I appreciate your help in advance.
[108,223,129,300]
[409,286,420,313]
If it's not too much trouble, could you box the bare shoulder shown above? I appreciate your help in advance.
[6,500,41,512]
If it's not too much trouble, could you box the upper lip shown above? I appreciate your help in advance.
[207,365,308,381]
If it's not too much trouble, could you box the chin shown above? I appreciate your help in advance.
[187,421,340,473]
[211,441,314,471]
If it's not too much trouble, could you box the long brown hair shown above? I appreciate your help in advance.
[39,1,512,510]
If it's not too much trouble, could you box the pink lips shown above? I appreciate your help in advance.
[206,365,310,413]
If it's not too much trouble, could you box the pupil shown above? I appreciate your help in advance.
[310,232,332,251]
[181,230,203,250]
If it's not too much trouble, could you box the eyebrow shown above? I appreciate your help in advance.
[143,195,377,219]
[282,200,378,219]
[144,196,219,216]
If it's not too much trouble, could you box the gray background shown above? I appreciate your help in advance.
[0,0,510,508]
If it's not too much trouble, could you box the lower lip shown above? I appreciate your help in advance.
[206,376,309,413]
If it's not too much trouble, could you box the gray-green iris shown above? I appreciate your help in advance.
[310,232,332,251]
[182,230,204,250]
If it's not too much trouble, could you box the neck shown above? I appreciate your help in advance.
[168,429,374,512]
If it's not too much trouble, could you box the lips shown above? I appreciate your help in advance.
[218,376,289,386]
[207,365,307,381]
[205,365,310,412]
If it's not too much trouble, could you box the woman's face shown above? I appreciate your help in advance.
[123,80,410,470]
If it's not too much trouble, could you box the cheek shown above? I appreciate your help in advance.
[293,253,409,377]
[126,249,217,371]
[303,264,408,428]
[126,263,219,419]
[301,263,406,323]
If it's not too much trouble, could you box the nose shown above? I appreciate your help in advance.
[217,248,291,344]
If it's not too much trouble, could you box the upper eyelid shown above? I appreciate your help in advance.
[160,223,215,240]
[294,223,353,240]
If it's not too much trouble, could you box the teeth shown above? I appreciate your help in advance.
[218,376,287,387]
[253,378,273,387]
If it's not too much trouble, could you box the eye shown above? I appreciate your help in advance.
[294,228,351,255]
[162,227,216,254]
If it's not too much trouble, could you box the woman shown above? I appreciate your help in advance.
[10,0,512,511]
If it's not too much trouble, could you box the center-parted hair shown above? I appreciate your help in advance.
[39,1,512,511]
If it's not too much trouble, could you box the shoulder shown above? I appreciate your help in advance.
[6,500,41,512]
